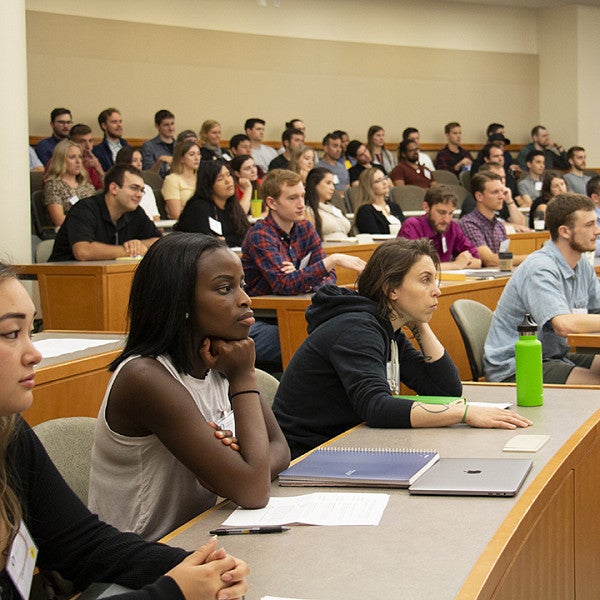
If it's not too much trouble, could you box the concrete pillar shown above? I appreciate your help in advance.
[0,0,33,263]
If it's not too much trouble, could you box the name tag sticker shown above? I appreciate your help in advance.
[299,252,312,270]
[209,217,223,235]
[6,520,38,600]
[333,175,340,185]
[441,235,448,254]
[534,181,543,191]
[69,195,79,206]
[573,308,588,314]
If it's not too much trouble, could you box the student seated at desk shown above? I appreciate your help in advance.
[354,168,405,235]
[89,234,289,541]
[0,262,249,600]
[174,161,251,247]
[242,169,366,365]
[399,185,482,270]
[272,238,531,459]
[485,194,600,385]
[304,167,352,241]
[49,164,161,262]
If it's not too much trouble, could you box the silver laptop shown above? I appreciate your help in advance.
[408,458,533,497]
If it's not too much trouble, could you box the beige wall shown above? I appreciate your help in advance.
[26,10,539,146]
[25,0,538,54]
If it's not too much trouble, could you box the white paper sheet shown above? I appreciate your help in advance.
[222,492,389,527]
[34,338,120,359]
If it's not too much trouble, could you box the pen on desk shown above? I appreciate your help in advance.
[209,526,290,535]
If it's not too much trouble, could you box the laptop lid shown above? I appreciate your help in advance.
[408,457,533,497]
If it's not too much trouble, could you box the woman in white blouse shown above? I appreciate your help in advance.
[304,167,352,241]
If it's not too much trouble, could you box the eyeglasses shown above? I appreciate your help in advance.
[373,176,389,184]
[55,120,73,126]
[120,184,146,195]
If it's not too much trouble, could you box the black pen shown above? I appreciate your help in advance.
[209,526,290,535]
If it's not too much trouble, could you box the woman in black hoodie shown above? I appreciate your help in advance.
[273,238,532,458]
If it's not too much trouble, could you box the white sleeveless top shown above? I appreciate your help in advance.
[88,355,230,541]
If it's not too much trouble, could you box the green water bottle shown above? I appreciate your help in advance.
[515,314,543,407]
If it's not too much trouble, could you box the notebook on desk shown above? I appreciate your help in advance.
[408,457,532,497]
[279,447,439,488]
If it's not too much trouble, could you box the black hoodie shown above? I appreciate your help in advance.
[273,284,461,458]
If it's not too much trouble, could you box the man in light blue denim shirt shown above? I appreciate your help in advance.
[485,194,600,385]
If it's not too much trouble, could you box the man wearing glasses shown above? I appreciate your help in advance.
[36,108,73,165]
[49,164,161,261]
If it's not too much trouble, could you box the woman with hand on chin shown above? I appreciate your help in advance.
[288,145,316,183]
[89,234,289,540]
[0,261,249,599]
[273,238,532,459]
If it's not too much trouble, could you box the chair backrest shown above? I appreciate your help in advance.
[141,169,164,192]
[389,185,426,213]
[330,191,351,214]
[446,184,467,210]
[345,186,361,213]
[449,299,494,381]
[33,417,97,504]
[256,368,280,404]
[30,170,45,194]
[432,170,459,185]
[35,238,55,263]
[459,169,472,193]
[31,189,56,240]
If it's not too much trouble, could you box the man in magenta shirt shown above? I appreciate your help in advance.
[398,185,482,270]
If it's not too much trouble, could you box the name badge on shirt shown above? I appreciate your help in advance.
[534,181,543,191]
[299,252,312,270]
[333,174,340,185]
[69,195,79,206]
[424,168,432,180]
[6,520,38,600]
[209,217,223,235]
[573,308,588,314]
[332,206,343,218]
[441,235,448,255]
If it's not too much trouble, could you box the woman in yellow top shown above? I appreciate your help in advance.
[161,140,201,219]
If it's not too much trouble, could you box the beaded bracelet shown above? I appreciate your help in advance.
[461,403,469,424]
[229,389,260,401]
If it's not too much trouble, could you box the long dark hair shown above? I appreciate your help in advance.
[304,167,333,238]
[194,160,250,238]
[111,234,228,374]
[540,170,566,202]
[0,263,23,554]
[357,238,440,320]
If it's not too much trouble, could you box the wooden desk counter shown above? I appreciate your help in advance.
[17,261,138,332]
[568,332,600,352]
[253,276,508,378]
[26,331,124,426]
[507,230,549,255]
[163,384,600,600]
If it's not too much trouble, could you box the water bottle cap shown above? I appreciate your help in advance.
[518,313,538,335]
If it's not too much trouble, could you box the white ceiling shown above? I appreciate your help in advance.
[440,0,600,7]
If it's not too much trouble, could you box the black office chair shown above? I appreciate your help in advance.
[449,299,494,381]
[31,190,56,240]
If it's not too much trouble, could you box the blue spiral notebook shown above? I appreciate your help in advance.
[279,447,439,488]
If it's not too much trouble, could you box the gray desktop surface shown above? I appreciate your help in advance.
[162,384,600,600]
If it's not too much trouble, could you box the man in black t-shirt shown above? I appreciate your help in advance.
[49,164,161,262]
